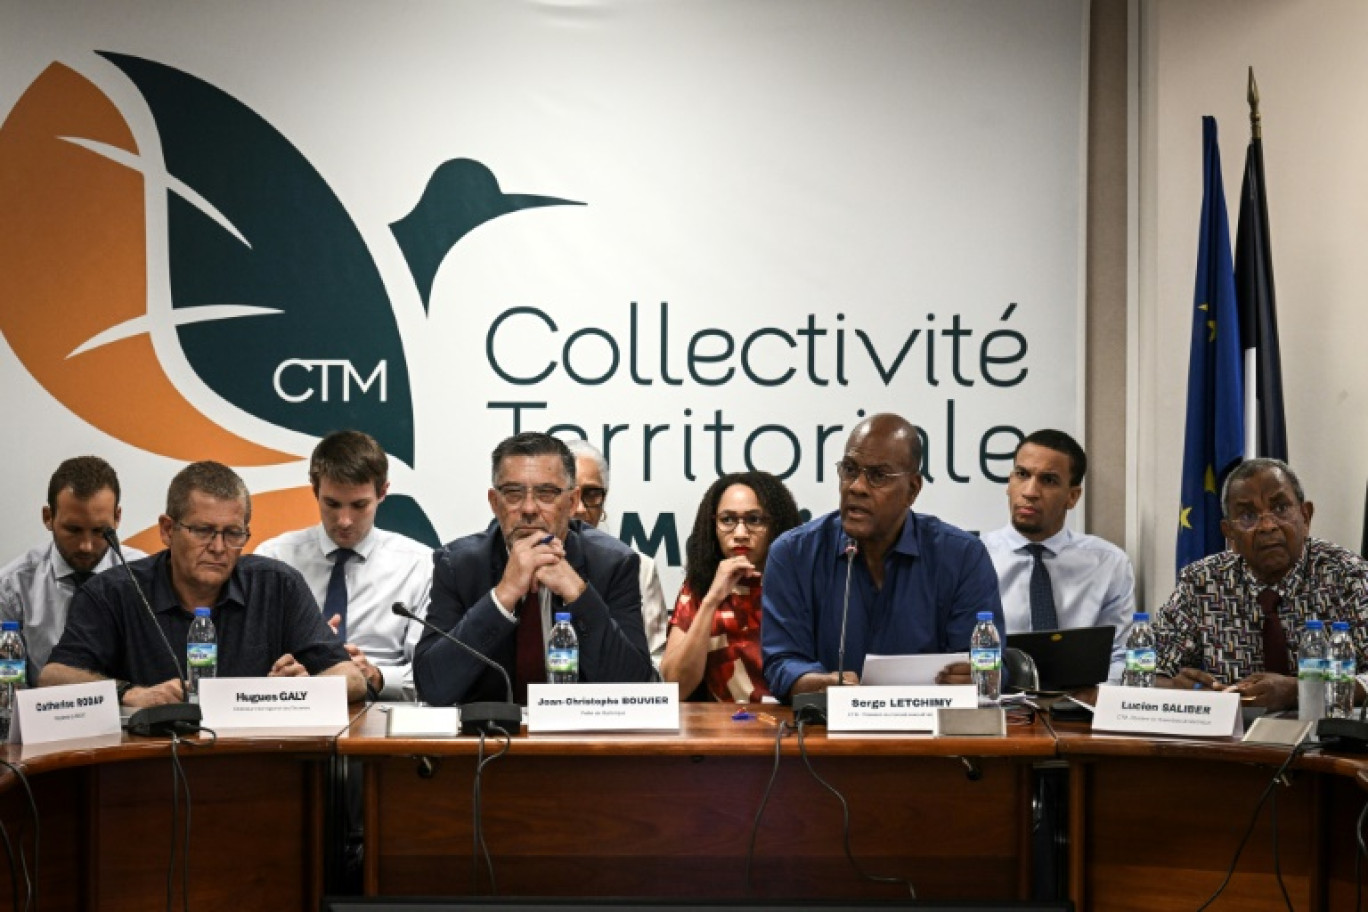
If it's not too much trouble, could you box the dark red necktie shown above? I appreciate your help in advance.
[1259,588,1290,676]
[514,591,546,704]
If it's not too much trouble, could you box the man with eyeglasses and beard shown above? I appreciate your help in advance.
[1155,458,1368,711]
[41,461,366,705]
[762,413,1004,702]
[413,432,654,707]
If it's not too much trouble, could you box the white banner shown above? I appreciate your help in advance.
[0,1,1087,601]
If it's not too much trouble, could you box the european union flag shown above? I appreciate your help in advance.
[1177,117,1244,574]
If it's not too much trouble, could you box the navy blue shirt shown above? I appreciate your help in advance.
[48,551,350,687]
[761,510,1004,699]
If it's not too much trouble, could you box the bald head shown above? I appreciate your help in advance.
[848,413,921,475]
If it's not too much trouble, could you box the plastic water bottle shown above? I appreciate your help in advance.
[0,622,26,740]
[546,612,579,684]
[1122,612,1156,688]
[1326,621,1356,719]
[1297,619,1328,722]
[187,607,217,703]
[970,611,1002,703]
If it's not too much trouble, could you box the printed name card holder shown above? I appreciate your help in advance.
[386,705,462,737]
[13,680,121,744]
[827,685,979,733]
[527,682,678,733]
[1092,684,1243,738]
[198,676,348,730]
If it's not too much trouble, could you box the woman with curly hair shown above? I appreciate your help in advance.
[662,471,802,701]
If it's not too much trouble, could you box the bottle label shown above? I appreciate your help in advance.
[970,647,1000,671]
[1330,658,1358,682]
[0,659,24,685]
[1298,656,1327,680]
[188,644,218,668]
[546,648,578,675]
[1125,648,1156,673]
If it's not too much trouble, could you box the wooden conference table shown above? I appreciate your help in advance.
[0,704,1364,910]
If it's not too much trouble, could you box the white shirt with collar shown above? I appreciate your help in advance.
[0,539,145,676]
[981,524,1136,683]
[254,524,433,700]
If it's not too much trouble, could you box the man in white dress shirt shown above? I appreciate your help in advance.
[255,431,432,700]
[0,456,144,678]
[981,430,1136,683]
[566,440,668,673]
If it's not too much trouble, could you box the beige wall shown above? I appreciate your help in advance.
[1129,0,1368,608]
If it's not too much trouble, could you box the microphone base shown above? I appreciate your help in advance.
[126,702,203,737]
[792,692,828,725]
[459,701,522,736]
[1317,717,1368,753]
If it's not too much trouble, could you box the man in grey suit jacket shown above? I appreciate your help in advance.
[414,432,653,706]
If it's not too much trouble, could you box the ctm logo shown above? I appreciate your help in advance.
[0,52,580,548]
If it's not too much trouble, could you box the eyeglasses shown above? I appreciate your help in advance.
[1228,502,1302,532]
[175,521,250,549]
[579,486,607,508]
[834,460,911,489]
[716,512,769,531]
[496,483,572,507]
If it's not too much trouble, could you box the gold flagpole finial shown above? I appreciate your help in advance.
[1247,66,1262,140]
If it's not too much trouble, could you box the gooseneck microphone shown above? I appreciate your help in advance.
[392,602,522,736]
[793,539,860,725]
[101,527,203,736]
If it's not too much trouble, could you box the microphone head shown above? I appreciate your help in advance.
[844,539,859,557]
[391,601,411,618]
[100,526,121,547]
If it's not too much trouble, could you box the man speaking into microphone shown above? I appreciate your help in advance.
[762,413,1003,701]
[39,461,365,705]
[413,432,653,707]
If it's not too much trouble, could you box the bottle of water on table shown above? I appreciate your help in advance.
[970,611,1002,703]
[547,612,579,684]
[187,607,217,703]
[1122,612,1156,688]
[0,621,26,740]
[1297,619,1327,722]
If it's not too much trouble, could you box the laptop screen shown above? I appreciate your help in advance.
[1006,625,1115,692]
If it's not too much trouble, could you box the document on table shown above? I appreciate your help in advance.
[860,652,968,686]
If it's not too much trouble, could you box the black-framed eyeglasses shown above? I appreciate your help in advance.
[579,486,607,508]
[834,460,910,489]
[1228,502,1302,532]
[716,512,769,531]
[175,521,250,549]
[496,483,573,507]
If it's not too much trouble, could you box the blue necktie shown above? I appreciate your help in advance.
[323,549,356,643]
[1025,543,1059,632]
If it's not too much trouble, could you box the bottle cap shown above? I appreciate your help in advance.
[194,607,212,617]
[1306,619,1324,630]
[0,621,18,632]
[1332,621,1350,631]
[975,611,994,621]
[1133,612,1149,623]
[553,612,571,623]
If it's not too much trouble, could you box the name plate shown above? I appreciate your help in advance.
[527,682,678,732]
[198,677,348,730]
[13,680,120,744]
[1092,684,1243,738]
[828,685,978,732]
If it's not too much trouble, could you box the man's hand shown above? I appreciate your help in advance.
[534,537,588,603]
[790,670,859,695]
[494,534,564,608]
[343,643,383,692]
[1162,667,1224,690]
[1228,671,1298,711]
[936,660,973,686]
[270,653,309,677]
[123,678,185,708]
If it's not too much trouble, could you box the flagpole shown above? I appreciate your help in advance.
[1241,66,1260,458]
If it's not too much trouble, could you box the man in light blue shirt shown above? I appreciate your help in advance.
[762,413,1004,700]
[981,430,1135,682]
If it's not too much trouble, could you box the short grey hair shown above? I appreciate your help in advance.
[565,439,610,490]
[1220,457,1306,517]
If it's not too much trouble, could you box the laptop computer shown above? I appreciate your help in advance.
[1006,625,1115,693]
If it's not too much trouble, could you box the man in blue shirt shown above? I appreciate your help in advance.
[761,413,1004,700]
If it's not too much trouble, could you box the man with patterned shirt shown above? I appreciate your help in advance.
[1154,458,1368,711]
